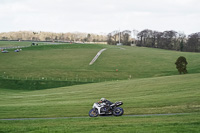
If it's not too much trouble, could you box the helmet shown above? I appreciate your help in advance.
[100,98,106,102]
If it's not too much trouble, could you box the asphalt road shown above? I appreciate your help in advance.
[0,113,190,121]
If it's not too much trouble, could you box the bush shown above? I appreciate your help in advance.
[175,56,188,74]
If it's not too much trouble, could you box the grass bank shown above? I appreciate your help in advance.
[0,73,199,119]
[0,78,91,90]
[0,113,199,133]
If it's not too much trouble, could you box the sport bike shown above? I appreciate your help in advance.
[89,101,124,117]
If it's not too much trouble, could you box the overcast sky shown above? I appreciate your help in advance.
[0,0,200,35]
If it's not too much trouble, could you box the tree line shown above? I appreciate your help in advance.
[107,30,132,46]
[107,29,200,52]
[0,31,107,43]
[1,30,200,52]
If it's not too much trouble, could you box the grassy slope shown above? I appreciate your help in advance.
[0,113,199,133]
[0,73,199,119]
[0,41,32,47]
[0,41,61,47]
[0,43,200,132]
[1,44,200,81]
[0,44,106,79]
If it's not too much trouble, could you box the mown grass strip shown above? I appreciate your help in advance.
[0,113,199,133]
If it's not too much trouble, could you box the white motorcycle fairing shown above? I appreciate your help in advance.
[92,102,112,115]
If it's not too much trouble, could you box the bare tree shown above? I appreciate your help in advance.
[107,30,119,45]
[121,30,131,45]
[157,30,179,50]
[185,32,200,52]
[137,29,153,47]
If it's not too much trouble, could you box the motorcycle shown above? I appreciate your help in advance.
[89,101,124,117]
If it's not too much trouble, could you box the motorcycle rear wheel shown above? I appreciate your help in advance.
[89,108,99,117]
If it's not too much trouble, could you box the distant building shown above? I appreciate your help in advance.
[117,43,123,46]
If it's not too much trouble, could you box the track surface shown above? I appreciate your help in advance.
[89,48,107,65]
[0,113,190,121]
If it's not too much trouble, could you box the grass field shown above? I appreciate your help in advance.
[0,73,199,118]
[0,42,200,132]
[0,41,33,47]
[1,43,200,82]
[0,113,199,133]
[0,41,63,48]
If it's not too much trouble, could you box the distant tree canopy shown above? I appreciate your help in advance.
[136,29,200,52]
[1,29,200,53]
[137,29,182,50]
[185,32,200,52]
[107,30,132,45]
[175,56,188,74]
[107,29,200,52]
[0,31,107,43]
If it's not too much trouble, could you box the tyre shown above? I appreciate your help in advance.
[113,107,124,116]
[89,108,99,117]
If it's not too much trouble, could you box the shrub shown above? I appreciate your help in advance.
[175,56,188,74]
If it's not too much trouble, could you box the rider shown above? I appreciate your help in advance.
[98,98,113,112]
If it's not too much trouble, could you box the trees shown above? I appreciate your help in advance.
[185,32,200,52]
[177,32,186,52]
[158,30,179,50]
[107,30,119,45]
[0,31,107,43]
[136,29,186,51]
[107,33,113,45]
[121,30,132,46]
[106,29,199,53]
[137,29,153,47]
[107,30,132,45]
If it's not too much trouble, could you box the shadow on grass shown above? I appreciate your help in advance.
[0,78,92,90]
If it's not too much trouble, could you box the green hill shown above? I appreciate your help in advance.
[0,43,200,132]
[1,44,200,83]
[0,41,32,47]
[0,73,199,118]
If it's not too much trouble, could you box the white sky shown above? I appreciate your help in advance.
[0,0,200,35]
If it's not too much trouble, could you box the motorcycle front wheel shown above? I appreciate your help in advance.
[113,107,124,116]
[89,108,99,117]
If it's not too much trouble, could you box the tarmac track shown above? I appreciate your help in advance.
[0,113,190,121]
